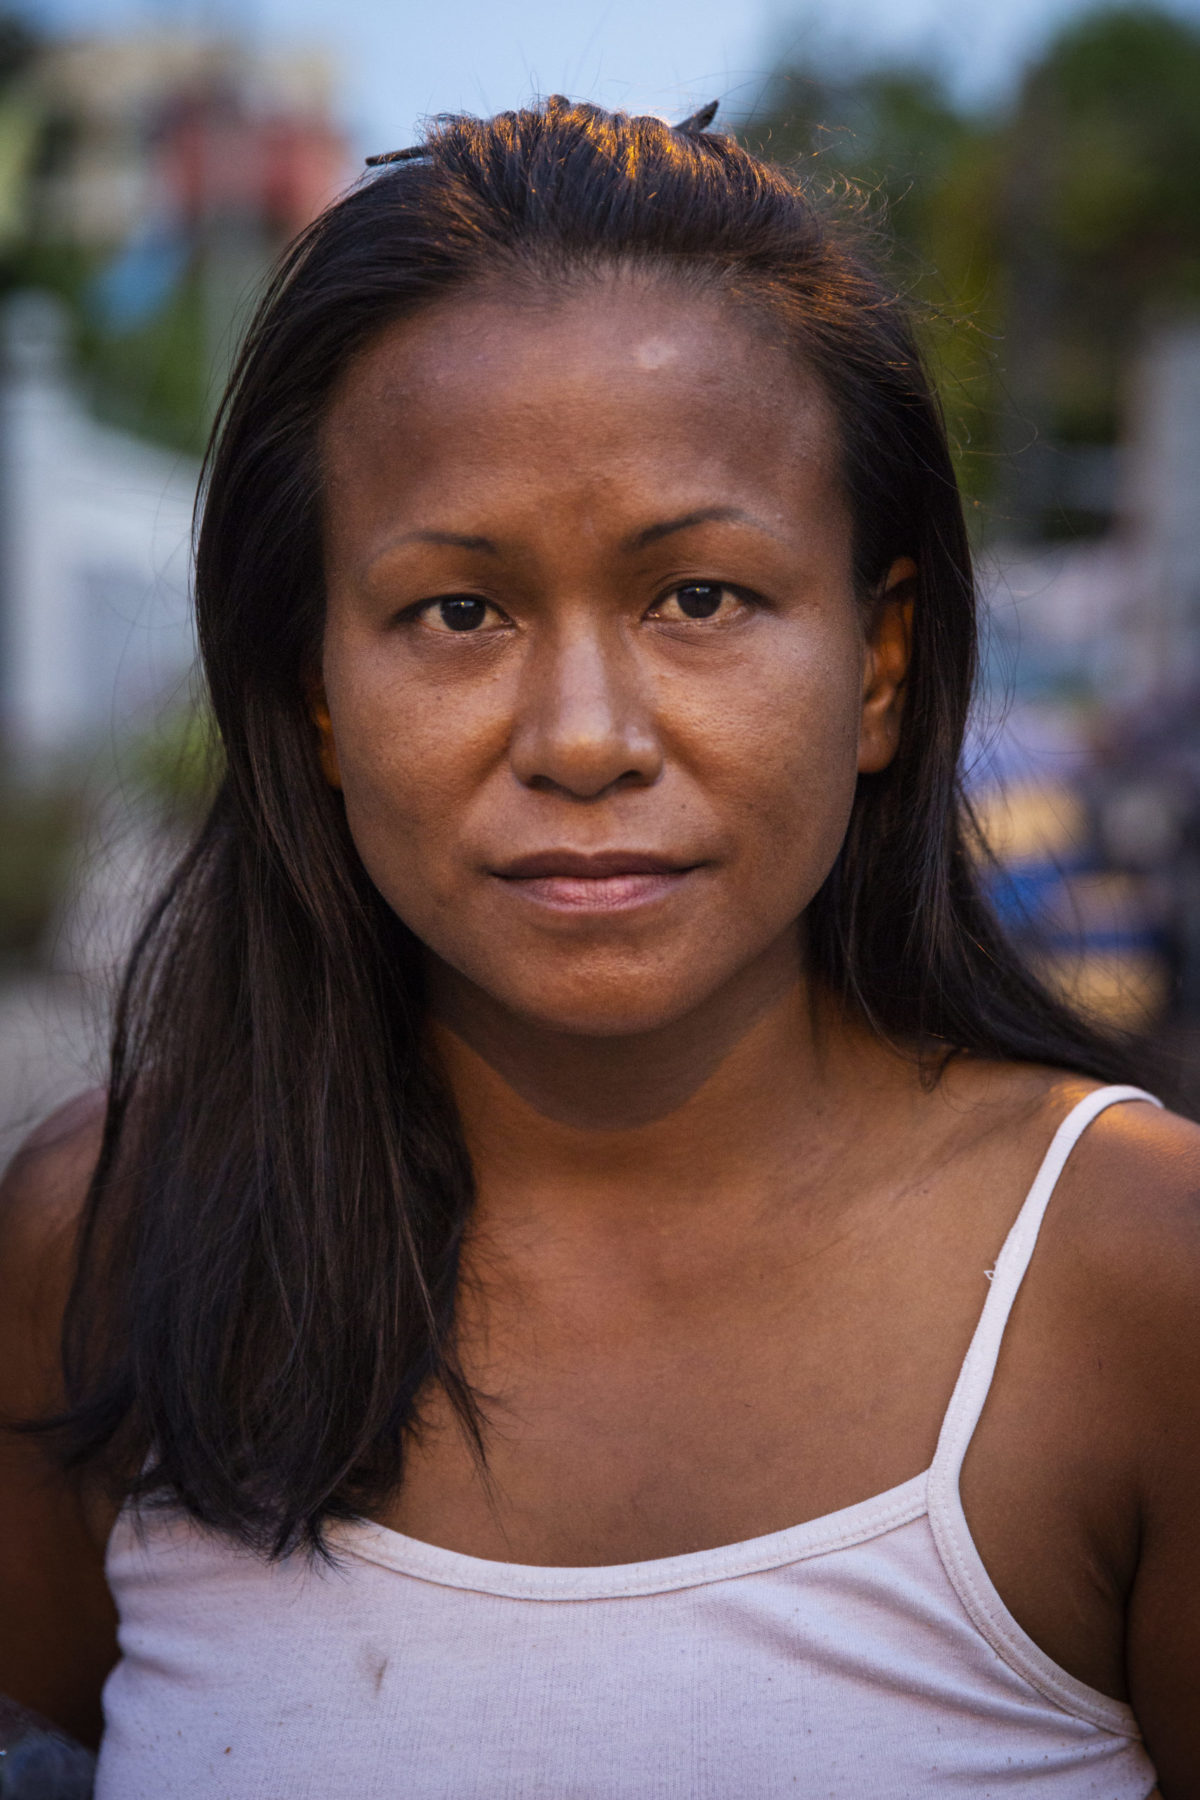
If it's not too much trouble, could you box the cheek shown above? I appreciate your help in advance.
[322,651,498,915]
[680,630,865,894]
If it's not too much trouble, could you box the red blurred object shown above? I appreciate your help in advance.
[161,93,347,234]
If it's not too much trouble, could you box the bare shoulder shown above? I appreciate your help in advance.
[1053,1090,1200,1308]
[1055,1099,1200,1782]
[935,1058,1200,1390]
[0,1091,119,1745]
[2,1085,107,1205]
[939,1056,1200,1272]
[1032,1087,1200,1466]
[0,1089,107,1407]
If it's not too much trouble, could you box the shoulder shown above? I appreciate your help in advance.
[0,1092,120,1745]
[1038,1087,1200,1446]
[1053,1087,1200,1288]
[936,1060,1200,1412]
[3,1086,107,1195]
[0,1090,107,1413]
[941,1060,1200,1272]
[958,1079,1200,1773]
[1054,1094,1200,1778]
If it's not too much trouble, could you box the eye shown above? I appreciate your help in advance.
[418,595,507,633]
[650,583,747,624]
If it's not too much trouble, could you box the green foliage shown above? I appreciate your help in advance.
[79,265,213,458]
[1012,6,1200,442]
[0,9,214,456]
[122,702,221,825]
[0,13,37,88]
[0,228,212,456]
[743,6,1200,536]
[0,778,81,961]
[0,709,217,968]
[742,66,1003,510]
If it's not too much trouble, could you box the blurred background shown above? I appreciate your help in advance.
[1,0,1199,1163]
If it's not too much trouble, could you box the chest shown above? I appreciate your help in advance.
[395,1243,972,1559]
[381,1177,1134,1702]
[396,1140,1017,1536]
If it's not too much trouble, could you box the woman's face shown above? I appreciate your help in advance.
[318,277,911,1037]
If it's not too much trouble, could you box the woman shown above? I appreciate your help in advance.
[0,98,1195,1796]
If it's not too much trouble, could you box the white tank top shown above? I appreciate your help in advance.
[96,1085,1161,1798]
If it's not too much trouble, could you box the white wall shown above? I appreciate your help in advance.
[0,291,199,765]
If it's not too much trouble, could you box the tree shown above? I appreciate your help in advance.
[999,6,1200,493]
[742,7,1200,540]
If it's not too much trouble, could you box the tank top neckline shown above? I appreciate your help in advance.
[331,1082,1160,1610]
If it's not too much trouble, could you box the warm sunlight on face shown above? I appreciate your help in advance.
[317,277,912,1037]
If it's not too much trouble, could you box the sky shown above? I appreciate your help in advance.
[22,0,1200,155]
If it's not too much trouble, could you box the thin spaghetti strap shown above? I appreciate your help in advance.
[924,1083,1161,1728]
[930,1084,1161,1489]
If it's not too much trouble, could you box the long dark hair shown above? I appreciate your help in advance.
[53,98,1138,1556]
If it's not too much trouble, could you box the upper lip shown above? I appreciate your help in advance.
[493,850,699,879]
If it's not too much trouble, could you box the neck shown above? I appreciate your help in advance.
[426,936,909,1231]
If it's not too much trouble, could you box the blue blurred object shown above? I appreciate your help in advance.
[0,1697,96,1800]
[986,857,1084,940]
[0,1732,95,1798]
[88,227,189,332]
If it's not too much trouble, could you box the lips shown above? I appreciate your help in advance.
[496,850,690,879]
[491,849,702,912]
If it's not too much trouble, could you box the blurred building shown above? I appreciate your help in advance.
[0,29,353,766]
[981,320,1200,709]
[32,33,347,249]
[28,31,350,404]
[973,316,1200,1044]
[1122,321,1200,700]
[0,289,197,762]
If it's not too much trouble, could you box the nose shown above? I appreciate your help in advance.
[509,618,663,799]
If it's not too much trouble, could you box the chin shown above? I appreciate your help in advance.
[493,964,716,1041]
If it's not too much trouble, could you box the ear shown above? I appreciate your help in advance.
[857,557,916,775]
[305,676,343,789]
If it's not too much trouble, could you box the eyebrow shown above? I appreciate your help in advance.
[622,507,778,552]
[373,506,779,567]
[386,529,501,554]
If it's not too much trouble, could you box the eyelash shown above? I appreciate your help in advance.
[406,582,759,634]
[647,583,754,625]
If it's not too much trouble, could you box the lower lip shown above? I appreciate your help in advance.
[498,870,695,912]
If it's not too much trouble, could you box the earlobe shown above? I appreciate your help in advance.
[307,683,343,789]
[857,557,916,776]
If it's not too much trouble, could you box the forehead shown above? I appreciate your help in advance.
[320,276,846,549]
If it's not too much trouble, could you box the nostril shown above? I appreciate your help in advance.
[525,763,657,801]
[510,716,663,797]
